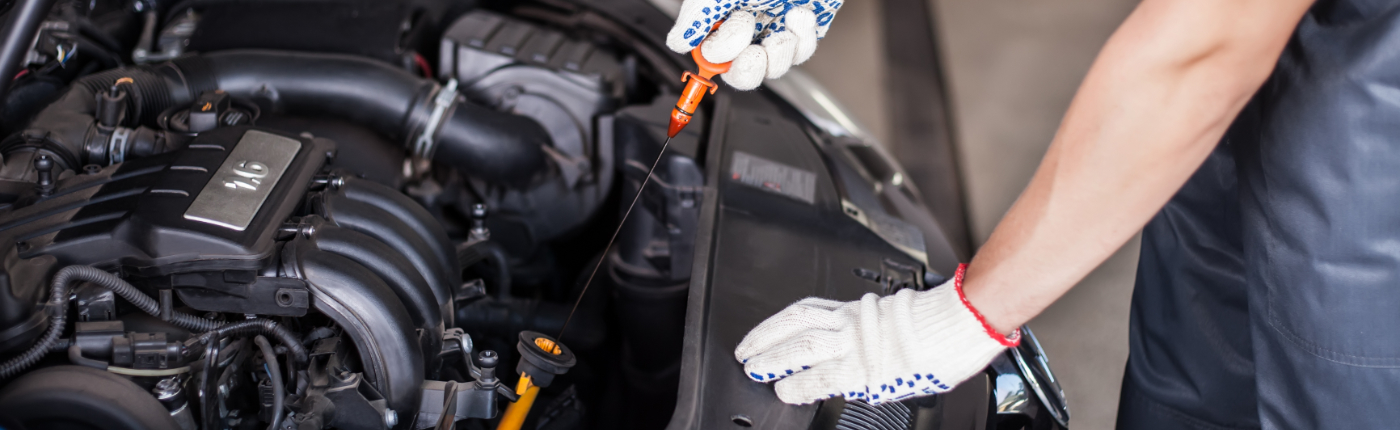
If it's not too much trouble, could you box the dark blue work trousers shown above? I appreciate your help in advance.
[1116,1,1400,428]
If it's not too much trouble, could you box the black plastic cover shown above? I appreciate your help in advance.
[0,126,330,274]
[172,272,311,317]
[669,90,959,429]
[439,11,623,91]
[0,127,330,348]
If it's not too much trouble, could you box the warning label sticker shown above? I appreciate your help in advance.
[729,151,817,204]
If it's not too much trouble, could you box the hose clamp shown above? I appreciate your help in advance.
[412,79,459,159]
[108,127,131,165]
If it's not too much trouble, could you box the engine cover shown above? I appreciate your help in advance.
[0,126,330,273]
[0,127,330,349]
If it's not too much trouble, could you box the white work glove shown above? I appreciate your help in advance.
[734,264,1021,405]
[665,0,845,90]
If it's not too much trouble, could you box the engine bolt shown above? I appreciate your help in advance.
[311,174,344,191]
[478,350,498,384]
[277,221,315,240]
[34,155,54,197]
[383,409,398,427]
[469,204,490,241]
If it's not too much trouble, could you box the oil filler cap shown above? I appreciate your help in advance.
[515,331,575,388]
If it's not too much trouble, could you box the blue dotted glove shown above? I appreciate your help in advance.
[666,0,844,90]
[734,266,1021,405]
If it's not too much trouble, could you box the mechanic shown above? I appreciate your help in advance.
[666,0,1395,427]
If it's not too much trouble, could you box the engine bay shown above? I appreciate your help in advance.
[0,1,1069,429]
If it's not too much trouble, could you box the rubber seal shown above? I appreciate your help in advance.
[514,331,576,388]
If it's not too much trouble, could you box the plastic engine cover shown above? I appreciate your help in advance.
[0,127,331,350]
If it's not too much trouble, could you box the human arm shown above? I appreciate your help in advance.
[734,0,1315,405]
[963,0,1314,334]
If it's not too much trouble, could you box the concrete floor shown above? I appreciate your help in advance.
[798,0,1141,428]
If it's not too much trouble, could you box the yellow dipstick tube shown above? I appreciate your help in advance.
[496,338,563,430]
[495,374,539,430]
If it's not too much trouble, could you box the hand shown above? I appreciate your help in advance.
[733,264,1020,405]
[665,0,844,90]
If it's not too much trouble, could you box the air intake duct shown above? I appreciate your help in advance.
[14,50,549,186]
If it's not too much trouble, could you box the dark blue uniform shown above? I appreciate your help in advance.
[1118,2,1400,428]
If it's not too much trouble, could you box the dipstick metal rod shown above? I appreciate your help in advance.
[557,136,673,342]
[557,38,731,342]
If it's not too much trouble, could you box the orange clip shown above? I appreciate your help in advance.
[680,70,719,95]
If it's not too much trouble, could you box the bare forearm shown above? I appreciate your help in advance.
[962,0,1312,334]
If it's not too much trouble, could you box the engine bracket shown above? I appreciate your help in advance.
[170,271,310,316]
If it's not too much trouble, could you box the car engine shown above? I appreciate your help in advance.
[0,1,1070,429]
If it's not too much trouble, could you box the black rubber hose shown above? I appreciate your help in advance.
[0,265,81,380]
[292,369,309,400]
[72,37,124,69]
[67,344,107,369]
[16,66,180,168]
[0,0,58,102]
[199,335,221,430]
[0,266,309,380]
[73,20,124,56]
[191,50,549,186]
[254,335,285,430]
[18,50,551,186]
[52,265,222,332]
[459,240,511,300]
[197,51,428,142]
[187,319,308,365]
[433,100,552,186]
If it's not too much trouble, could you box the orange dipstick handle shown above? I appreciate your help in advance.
[668,38,732,138]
